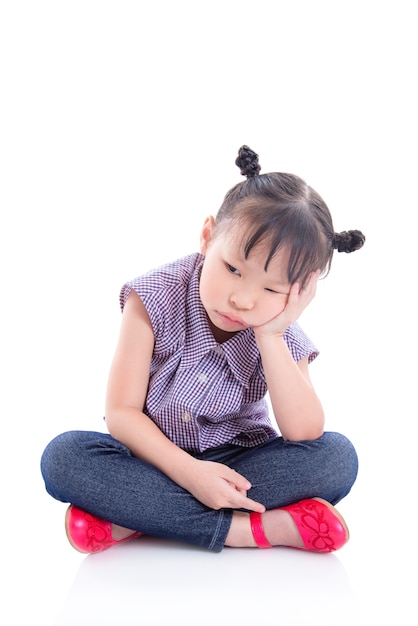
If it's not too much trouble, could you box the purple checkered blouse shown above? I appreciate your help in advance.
[119,253,318,453]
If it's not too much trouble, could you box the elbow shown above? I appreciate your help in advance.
[103,413,119,439]
[281,414,325,442]
[283,428,324,442]
[103,406,127,438]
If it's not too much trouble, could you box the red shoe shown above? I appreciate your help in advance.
[65,505,143,554]
[250,497,349,553]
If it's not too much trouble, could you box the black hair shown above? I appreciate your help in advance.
[214,145,365,287]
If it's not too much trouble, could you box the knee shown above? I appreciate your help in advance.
[40,430,127,498]
[319,432,359,503]
[323,431,358,468]
[40,431,80,495]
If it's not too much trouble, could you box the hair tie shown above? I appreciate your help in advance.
[235,145,261,178]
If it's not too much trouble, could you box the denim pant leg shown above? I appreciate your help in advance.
[219,432,359,509]
[40,430,358,553]
[40,431,232,552]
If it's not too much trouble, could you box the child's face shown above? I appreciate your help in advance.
[199,217,291,334]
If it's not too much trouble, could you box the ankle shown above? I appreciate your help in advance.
[111,523,137,541]
[261,509,304,548]
[225,509,304,549]
[225,511,258,547]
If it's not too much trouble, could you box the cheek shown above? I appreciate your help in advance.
[199,264,219,305]
[256,295,288,323]
[199,280,211,306]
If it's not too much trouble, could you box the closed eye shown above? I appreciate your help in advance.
[265,287,289,295]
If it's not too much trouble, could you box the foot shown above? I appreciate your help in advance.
[259,508,305,548]
[227,498,349,553]
[65,505,143,553]
[225,509,303,548]
[111,523,138,542]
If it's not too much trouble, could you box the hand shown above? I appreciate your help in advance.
[185,459,265,513]
[254,270,320,338]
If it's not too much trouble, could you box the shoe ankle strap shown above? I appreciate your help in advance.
[250,512,272,548]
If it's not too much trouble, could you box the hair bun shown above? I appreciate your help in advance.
[333,229,366,253]
[235,145,261,178]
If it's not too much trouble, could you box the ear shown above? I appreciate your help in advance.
[200,216,216,255]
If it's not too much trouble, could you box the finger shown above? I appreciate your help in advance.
[223,467,252,492]
[304,271,320,300]
[283,282,301,311]
[237,494,266,513]
[307,269,320,290]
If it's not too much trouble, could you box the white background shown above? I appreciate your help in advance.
[1,1,416,624]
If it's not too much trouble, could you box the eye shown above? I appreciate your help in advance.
[226,263,241,276]
[265,287,289,295]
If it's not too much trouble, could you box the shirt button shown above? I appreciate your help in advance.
[197,373,207,383]
[214,346,223,354]
[181,411,192,423]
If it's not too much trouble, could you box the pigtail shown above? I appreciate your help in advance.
[235,145,261,178]
[332,230,366,253]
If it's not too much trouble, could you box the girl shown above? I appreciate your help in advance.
[41,146,365,554]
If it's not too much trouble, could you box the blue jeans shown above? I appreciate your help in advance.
[40,430,358,552]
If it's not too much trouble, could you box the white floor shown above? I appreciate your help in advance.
[2,2,417,625]
[7,474,418,625]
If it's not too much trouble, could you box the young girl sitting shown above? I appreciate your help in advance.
[41,145,365,554]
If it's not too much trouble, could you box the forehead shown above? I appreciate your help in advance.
[217,220,289,261]
[215,223,291,281]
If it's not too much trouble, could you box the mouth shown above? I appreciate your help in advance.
[216,311,246,327]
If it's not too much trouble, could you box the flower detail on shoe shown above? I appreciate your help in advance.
[83,512,115,552]
[288,500,337,552]
[280,498,349,553]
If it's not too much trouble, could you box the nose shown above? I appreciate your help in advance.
[230,287,255,310]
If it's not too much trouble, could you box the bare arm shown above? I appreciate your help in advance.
[253,272,325,441]
[255,337,324,440]
[105,290,194,479]
[105,290,265,512]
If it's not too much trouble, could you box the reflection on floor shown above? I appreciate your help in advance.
[53,537,355,626]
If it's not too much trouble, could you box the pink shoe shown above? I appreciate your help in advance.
[250,497,349,553]
[65,505,143,554]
